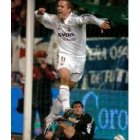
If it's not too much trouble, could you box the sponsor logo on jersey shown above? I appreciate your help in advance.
[58,32,74,37]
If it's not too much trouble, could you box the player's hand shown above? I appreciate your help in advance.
[68,117,78,123]
[38,8,46,15]
[100,21,111,30]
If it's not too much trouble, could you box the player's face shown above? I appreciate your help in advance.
[73,104,83,116]
[57,1,71,20]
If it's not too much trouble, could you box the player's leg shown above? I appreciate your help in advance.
[69,80,76,90]
[56,118,87,140]
[58,68,71,112]
[63,72,84,118]
[44,97,62,132]
[45,69,72,120]
[44,54,71,130]
[70,56,86,88]
[60,57,85,118]
[44,54,79,129]
[56,120,75,139]
[63,126,75,139]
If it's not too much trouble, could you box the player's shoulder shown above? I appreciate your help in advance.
[84,113,92,118]
[84,113,96,125]
[70,12,80,19]
[68,13,81,25]
[70,13,92,25]
[83,113,92,121]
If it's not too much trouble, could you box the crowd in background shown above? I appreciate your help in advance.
[11,0,128,36]
[84,0,127,6]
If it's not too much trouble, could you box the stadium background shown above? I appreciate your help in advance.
[11,0,128,139]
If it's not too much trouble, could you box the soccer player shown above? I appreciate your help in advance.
[45,101,95,140]
[35,0,110,130]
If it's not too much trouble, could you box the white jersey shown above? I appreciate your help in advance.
[35,11,104,58]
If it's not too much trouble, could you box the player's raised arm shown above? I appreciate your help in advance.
[35,8,54,29]
[37,8,46,15]
[75,14,110,30]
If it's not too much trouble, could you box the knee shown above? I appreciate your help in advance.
[61,76,69,85]
[69,81,76,90]
[63,126,75,138]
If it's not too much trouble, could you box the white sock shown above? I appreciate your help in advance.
[58,85,70,112]
[46,98,62,121]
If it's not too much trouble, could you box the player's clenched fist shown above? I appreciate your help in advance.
[37,8,46,15]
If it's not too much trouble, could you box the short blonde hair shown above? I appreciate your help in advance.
[57,0,73,10]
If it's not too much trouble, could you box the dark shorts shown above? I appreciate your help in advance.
[68,130,92,140]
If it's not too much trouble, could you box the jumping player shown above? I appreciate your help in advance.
[35,0,110,131]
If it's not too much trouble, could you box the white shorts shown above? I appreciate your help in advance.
[57,53,86,82]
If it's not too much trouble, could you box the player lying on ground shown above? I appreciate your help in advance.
[34,101,95,140]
